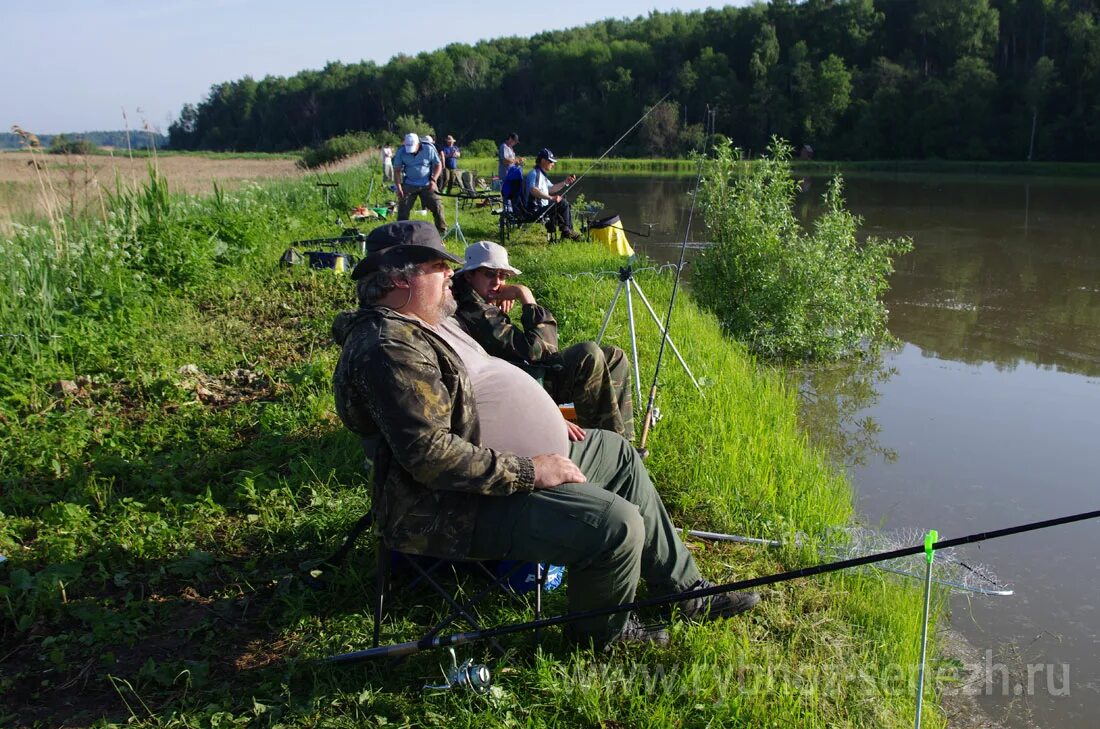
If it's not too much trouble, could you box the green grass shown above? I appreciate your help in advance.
[0,167,949,727]
[458,154,1100,180]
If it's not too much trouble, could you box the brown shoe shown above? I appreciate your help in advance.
[563,229,583,241]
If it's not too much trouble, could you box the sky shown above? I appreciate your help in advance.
[2,0,752,136]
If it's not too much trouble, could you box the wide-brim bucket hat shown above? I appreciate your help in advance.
[457,240,521,276]
[351,221,461,279]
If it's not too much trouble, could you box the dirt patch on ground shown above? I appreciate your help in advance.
[2,582,285,728]
[0,151,303,223]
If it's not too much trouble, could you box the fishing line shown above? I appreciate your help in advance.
[325,506,1100,663]
[562,91,671,195]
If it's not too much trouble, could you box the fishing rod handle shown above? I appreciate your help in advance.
[638,385,659,450]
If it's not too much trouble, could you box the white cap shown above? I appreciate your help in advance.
[403,132,418,152]
[422,135,435,144]
[458,240,521,275]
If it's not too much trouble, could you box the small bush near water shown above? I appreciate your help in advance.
[695,139,913,360]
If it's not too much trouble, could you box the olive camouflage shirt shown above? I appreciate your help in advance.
[451,275,560,364]
[332,306,536,558]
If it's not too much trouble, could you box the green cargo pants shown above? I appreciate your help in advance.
[396,184,447,236]
[468,429,700,643]
[545,342,634,441]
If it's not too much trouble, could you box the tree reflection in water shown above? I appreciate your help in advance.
[790,353,898,469]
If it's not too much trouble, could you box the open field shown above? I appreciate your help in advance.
[0,151,304,224]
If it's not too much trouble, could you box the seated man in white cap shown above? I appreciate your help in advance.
[392,132,447,236]
[451,240,635,441]
[524,148,581,240]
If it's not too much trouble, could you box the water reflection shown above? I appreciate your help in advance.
[584,172,1100,729]
[789,354,898,469]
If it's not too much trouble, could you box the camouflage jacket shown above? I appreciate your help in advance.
[332,306,536,559]
[451,276,560,364]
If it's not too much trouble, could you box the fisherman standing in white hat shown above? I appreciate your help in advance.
[392,132,447,236]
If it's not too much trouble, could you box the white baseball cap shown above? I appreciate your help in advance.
[403,132,418,152]
[458,240,521,276]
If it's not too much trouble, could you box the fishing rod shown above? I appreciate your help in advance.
[637,158,705,452]
[685,528,1013,597]
[636,102,722,450]
[326,507,1100,663]
[564,91,671,194]
[530,92,672,225]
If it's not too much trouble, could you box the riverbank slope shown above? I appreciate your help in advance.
[1,164,948,727]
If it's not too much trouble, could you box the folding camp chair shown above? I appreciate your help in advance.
[455,170,496,209]
[372,549,552,654]
[495,198,561,245]
[328,437,557,655]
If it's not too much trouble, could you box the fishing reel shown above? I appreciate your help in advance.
[424,647,492,694]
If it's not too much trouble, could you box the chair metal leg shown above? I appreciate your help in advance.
[534,563,544,648]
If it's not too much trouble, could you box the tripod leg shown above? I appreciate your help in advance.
[596,279,626,344]
[629,279,702,392]
[624,281,644,407]
[443,198,466,245]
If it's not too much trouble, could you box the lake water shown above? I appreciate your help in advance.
[584,173,1100,728]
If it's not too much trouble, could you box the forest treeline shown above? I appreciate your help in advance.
[168,0,1100,161]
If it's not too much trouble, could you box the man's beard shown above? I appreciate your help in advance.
[425,287,457,324]
[440,294,458,319]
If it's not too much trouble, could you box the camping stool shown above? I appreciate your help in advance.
[351,438,560,658]
[455,170,495,209]
[372,547,552,655]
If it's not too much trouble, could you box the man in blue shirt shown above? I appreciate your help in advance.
[441,134,461,194]
[524,148,581,240]
[393,132,447,236]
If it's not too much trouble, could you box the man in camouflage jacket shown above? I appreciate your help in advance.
[332,221,759,647]
[451,240,634,440]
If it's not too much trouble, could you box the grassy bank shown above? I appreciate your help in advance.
[1,166,948,727]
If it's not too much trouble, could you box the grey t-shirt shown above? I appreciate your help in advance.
[432,318,569,458]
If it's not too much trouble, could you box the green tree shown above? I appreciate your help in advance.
[914,0,1000,72]
[640,101,681,156]
[392,114,435,139]
[1025,56,1058,159]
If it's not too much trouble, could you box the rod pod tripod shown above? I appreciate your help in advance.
[441,196,467,246]
[595,261,702,410]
